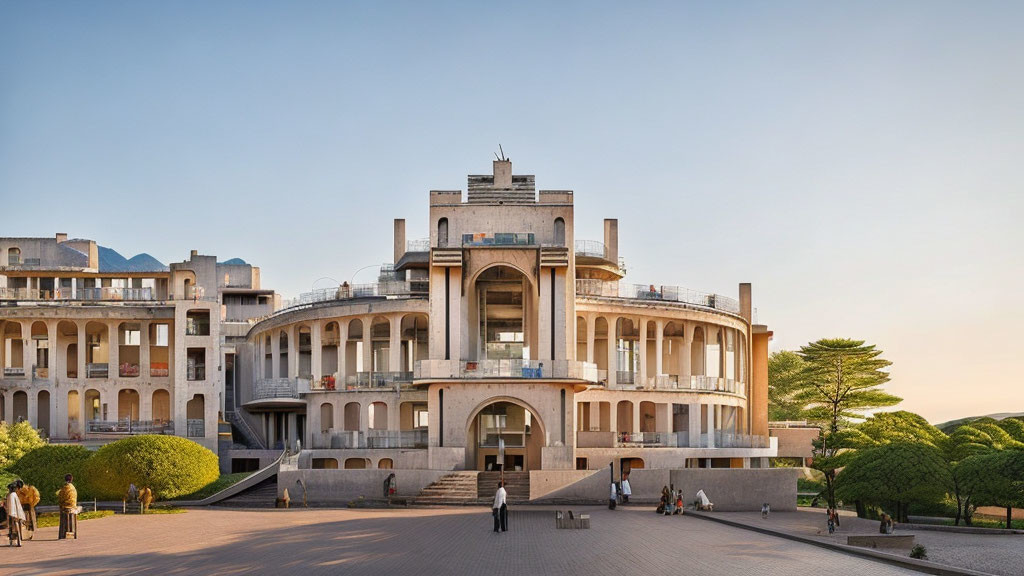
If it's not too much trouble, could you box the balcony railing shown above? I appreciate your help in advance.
[461,232,535,247]
[118,363,140,378]
[291,280,427,309]
[3,367,25,377]
[86,420,174,435]
[606,372,745,395]
[186,419,205,437]
[575,280,741,315]
[714,432,771,448]
[187,365,206,381]
[406,239,431,252]
[366,429,429,449]
[254,378,301,400]
[414,359,599,381]
[77,287,155,301]
[574,240,608,259]
[617,432,672,447]
[86,363,108,378]
[32,366,49,380]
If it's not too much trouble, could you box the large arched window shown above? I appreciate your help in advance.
[554,218,565,246]
[437,218,449,248]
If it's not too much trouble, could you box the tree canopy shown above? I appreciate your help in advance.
[0,421,45,469]
[768,351,809,422]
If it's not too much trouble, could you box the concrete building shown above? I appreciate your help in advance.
[0,235,276,453]
[237,159,780,494]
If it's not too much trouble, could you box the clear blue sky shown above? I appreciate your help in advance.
[2,1,1022,423]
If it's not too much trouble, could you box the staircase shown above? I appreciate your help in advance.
[227,410,265,449]
[412,472,481,505]
[213,477,279,508]
[478,471,530,503]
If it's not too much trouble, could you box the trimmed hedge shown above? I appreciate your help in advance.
[84,435,219,500]
[9,444,93,505]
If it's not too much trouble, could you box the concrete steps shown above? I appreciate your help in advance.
[478,471,530,503]
[412,472,481,505]
[213,477,279,508]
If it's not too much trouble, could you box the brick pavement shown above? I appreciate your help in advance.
[1,506,923,576]
[703,509,1024,576]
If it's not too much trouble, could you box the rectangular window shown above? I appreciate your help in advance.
[187,348,206,381]
[122,330,141,346]
[154,324,169,346]
[186,310,211,336]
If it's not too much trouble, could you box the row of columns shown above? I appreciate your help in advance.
[579,314,744,388]
[583,400,726,444]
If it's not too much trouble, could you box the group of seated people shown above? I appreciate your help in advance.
[655,486,684,515]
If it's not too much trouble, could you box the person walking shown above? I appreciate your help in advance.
[57,474,78,540]
[608,480,617,510]
[6,483,25,546]
[620,473,632,504]
[492,481,508,532]
[16,480,39,539]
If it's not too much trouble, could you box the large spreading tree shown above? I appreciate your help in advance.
[767,351,809,422]
[796,338,901,508]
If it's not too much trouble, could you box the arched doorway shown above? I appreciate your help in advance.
[467,400,545,472]
[37,390,50,437]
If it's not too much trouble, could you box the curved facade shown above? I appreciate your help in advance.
[241,160,776,473]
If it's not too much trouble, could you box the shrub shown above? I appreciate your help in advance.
[84,435,219,500]
[9,444,93,505]
[910,544,928,560]
[0,421,46,468]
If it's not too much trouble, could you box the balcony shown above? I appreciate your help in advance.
[187,365,206,381]
[575,280,741,315]
[186,418,205,438]
[87,420,174,435]
[119,363,140,378]
[291,280,427,309]
[32,366,49,381]
[224,303,275,323]
[608,373,745,396]
[254,378,302,400]
[414,359,599,381]
[86,363,108,378]
[406,239,431,252]
[3,367,26,378]
[150,363,169,378]
[617,432,674,447]
[0,287,156,301]
[366,429,428,449]
[461,232,535,247]
[575,431,771,450]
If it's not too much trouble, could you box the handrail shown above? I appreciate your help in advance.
[575,280,741,315]
[177,450,286,506]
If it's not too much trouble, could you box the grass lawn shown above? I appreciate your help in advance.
[940,517,1024,530]
[35,510,114,528]
[170,472,252,501]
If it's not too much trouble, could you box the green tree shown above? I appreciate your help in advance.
[0,421,45,469]
[834,442,951,523]
[796,338,901,509]
[958,450,1024,529]
[768,351,809,422]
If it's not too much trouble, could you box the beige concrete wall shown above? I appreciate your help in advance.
[278,468,447,503]
[770,427,818,460]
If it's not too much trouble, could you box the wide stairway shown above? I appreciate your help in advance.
[477,471,530,503]
[213,477,279,508]
[412,472,481,505]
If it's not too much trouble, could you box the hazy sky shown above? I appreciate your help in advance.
[2,1,1022,423]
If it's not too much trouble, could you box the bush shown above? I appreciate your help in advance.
[84,435,219,500]
[9,444,93,505]
[910,544,928,560]
[0,421,46,468]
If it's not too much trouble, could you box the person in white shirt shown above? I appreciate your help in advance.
[6,483,26,546]
[621,473,632,504]
[492,481,507,532]
[609,481,618,510]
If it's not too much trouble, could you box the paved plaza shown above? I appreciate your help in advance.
[0,506,925,576]
[703,509,1024,576]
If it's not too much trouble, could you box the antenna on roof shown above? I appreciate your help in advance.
[496,144,508,162]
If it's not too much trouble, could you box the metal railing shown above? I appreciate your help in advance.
[4,367,25,377]
[714,432,771,448]
[86,363,108,378]
[574,240,607,259]
[406,239,431,252]
[77,287,154,301]
[86,420,174,435]
[187,366,206,381]
[293,281,427,307]
[118,363,140,378]
[414,359,598,380]
[616,370,636,385]
[186,419,205,438]
[461,232,536,246]
[616,432,671,447]
[254,378,302,400]
[354,371,413,388]
[366,429,428,449]
[575,280,741,314]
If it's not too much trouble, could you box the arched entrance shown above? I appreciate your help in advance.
[467,400,545,472]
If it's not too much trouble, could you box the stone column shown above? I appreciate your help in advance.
[107,321,119,381]
[608,400,617,434]
[632,401,641,435]
[606,316,617,387]
[654,319,664,382]
[361,318,372,376]
[585,314,596,364]
[337,322,348,384]
[271,330,281,379]
[287,413,298,451]
[638,317,647,387]
[389,315,402,374]
[705,405,716,448]
[311,322,322,382]
[3,391,12,423]
[359,401,369,437]
[688,403,701,448]
[682,323,693,381]
[287,325,298,379]
[588,401,600,432]
[27,388,38,428]
[21,321,33,379]
[48,321,59,382]
[140,321,151,379]
[78,322,87,380]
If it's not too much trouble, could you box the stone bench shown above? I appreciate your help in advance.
[847,534,915,549]
[555,510,590,529]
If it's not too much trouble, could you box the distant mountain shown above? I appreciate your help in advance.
[936,412,1024,433]
[98,246,168,273]
[219,258,248,265]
